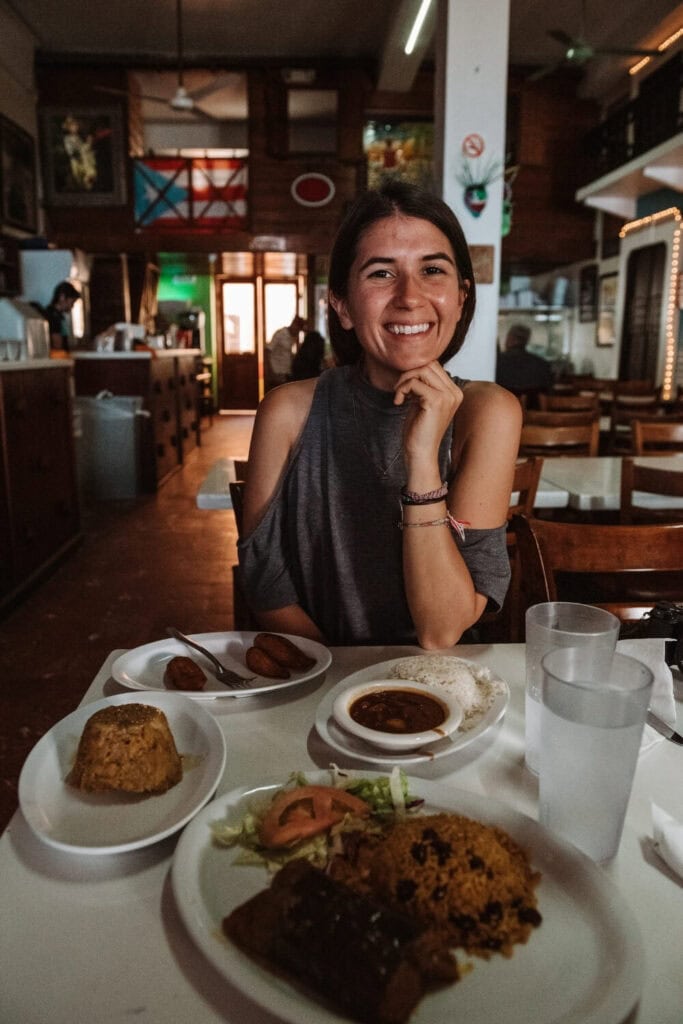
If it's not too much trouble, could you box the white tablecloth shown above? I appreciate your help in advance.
[1,644,682,1023]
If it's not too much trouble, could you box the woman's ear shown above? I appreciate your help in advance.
[329,291,354,330]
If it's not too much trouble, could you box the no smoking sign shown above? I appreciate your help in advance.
[462,133,485,158]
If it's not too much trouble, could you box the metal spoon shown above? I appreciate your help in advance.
[166,627,255,688]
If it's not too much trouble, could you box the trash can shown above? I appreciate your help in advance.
[76,392,149,499]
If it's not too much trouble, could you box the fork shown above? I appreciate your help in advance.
[166,627,256,689]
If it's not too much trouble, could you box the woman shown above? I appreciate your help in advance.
[239,180,521,648]
[290,330,326,380]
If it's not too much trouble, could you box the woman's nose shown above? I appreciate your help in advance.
[393,273,422,306]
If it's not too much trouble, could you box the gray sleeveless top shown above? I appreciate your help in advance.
[238,365,510,644]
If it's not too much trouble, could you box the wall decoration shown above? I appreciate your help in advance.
[578,264,598,323]
[455,135,503,219]
[133,156,247,230]
[364,120,434,191]
[0,117,37,232]
[290,172,335,207]
[597,273,618,346]
[469,244,495,284]
[40,107,127,206]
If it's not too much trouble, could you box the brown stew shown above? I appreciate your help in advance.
[349,688,446,734]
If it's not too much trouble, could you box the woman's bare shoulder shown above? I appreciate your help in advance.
[459,379,522,424]
[255,377,318,439]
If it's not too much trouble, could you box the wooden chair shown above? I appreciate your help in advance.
[524,409,598,427]
[538,392,600,413]
[229,479,260,630]
[233,458,249,481]
[620,457,683,523]
[475,456,543,643]
[510,513,683,630]
[608,381,661,453]
[519,420,599,457]
[632,419,683,455]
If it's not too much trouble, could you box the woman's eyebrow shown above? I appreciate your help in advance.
[357,251,455,272]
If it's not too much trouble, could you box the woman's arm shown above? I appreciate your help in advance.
[396,368,521,649]
[241,379,324,641]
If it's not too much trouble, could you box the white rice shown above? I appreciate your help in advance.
[387,656,505,731]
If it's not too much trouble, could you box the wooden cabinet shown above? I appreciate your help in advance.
[73,350,201,488]
[0,364,81,611]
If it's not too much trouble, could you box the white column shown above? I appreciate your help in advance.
[435,0,510,381]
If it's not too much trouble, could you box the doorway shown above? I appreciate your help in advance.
[216,253,306,409]
[619,242,665,381]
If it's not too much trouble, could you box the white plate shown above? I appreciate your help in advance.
[18,691,226,855]
[111,631,331,699]
[171,771,643,1024]
[315,656,509,765]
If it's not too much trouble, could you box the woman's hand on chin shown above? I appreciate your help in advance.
[393,361,463,465]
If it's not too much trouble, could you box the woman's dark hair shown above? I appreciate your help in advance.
[327,180,476,366]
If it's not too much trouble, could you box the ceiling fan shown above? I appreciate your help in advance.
[530,0,662,81]
[96,0,228,120]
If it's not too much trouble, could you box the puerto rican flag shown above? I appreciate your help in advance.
[134,157,248,230]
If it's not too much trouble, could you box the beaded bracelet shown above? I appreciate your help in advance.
[398,509,469,540]
[400,482,448,506]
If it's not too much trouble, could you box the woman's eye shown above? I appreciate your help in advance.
[367,268,392,279]
[423,264,446,275]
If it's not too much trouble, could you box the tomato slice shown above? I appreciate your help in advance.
[258,785,370,848]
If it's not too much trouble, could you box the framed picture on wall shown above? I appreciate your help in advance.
[0,116,38,233]
[597,273,618,346]
[363,120,435,191]
[578,264,598,323]
[39,106,127,206]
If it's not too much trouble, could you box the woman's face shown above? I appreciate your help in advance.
[330,213,468,389]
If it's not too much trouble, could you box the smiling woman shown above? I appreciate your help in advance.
[238,180,522,648]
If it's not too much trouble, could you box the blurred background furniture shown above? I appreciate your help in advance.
[607,379,660,453]
[511,513,683,629]
[538,454,683,516]
[523,409,598,427]
[632,419,683,454]
[519,420,599,458]
[538,392,601,414]
[620,458,683,523]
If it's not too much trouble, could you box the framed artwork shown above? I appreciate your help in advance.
[363,120,434,191]
[578,264,598,323]
[0,116,38,232]
[40,107,127,206]
[597,273,618,346]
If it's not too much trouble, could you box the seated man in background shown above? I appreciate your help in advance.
[495,323,552,403]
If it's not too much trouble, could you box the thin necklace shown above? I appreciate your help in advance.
[351,382,405,480]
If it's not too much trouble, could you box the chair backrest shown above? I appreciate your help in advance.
[229,480,245,536]
[510,513,683,622]
[524,409,598,427]
[509,456,543,517]
[632,419,683,455]
[519,420,599,457]
[538,392,600,413]
[620,457,683,523]
[233,459,249,481]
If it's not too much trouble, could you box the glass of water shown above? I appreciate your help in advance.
[539,647,653,863]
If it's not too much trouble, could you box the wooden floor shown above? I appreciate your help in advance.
[0,413,254,835]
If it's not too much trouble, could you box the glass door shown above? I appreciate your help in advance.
[219,279,259,409]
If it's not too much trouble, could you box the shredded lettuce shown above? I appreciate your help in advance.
[210,766,418,869]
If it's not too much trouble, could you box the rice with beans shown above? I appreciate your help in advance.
[387,656,505,731]
[336,813,542,959]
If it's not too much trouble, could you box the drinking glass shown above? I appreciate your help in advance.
[525,602,620,774]
[539,647,653,862]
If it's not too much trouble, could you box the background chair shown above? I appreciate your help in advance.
[519,420,599,457]
[632,419,683,455]
[538,392,601,414]
[511,513,683,629]
[620,457,683,523]
[607,380,661,453]
[229,473,260,630]
[523,409,598,427]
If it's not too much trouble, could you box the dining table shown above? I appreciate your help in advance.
[1,640,682,1024]
[541,454,683,513]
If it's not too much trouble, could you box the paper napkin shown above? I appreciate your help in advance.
[652,803,683,880]
[616,638,676,752]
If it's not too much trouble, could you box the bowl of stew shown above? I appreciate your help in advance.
[332,679,463,752]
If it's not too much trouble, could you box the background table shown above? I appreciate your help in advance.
[541,454,683,512]
[1,644,682,1023]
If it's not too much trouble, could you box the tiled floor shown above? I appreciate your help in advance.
[0,413,254,834]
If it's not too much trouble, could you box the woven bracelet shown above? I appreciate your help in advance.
[401,482,448,505]
[397,509,469,540]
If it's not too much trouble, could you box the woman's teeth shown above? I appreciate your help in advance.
[387,323,430,335]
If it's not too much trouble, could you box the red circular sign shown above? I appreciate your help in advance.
[462,133,485,158]
[291,173,336,207]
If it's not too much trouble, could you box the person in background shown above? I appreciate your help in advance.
[239,180,521,648]
[45,281,80,352]
[265,314,306,388]
[290,330,326,380]
[495,323,553,401]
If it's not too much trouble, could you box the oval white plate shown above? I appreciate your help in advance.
[18,691,226,854]
[111,631,331,699]
[316,655,509,765]
[171,771,643,1024]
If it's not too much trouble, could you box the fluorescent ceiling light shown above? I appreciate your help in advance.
[404,0,433,55]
